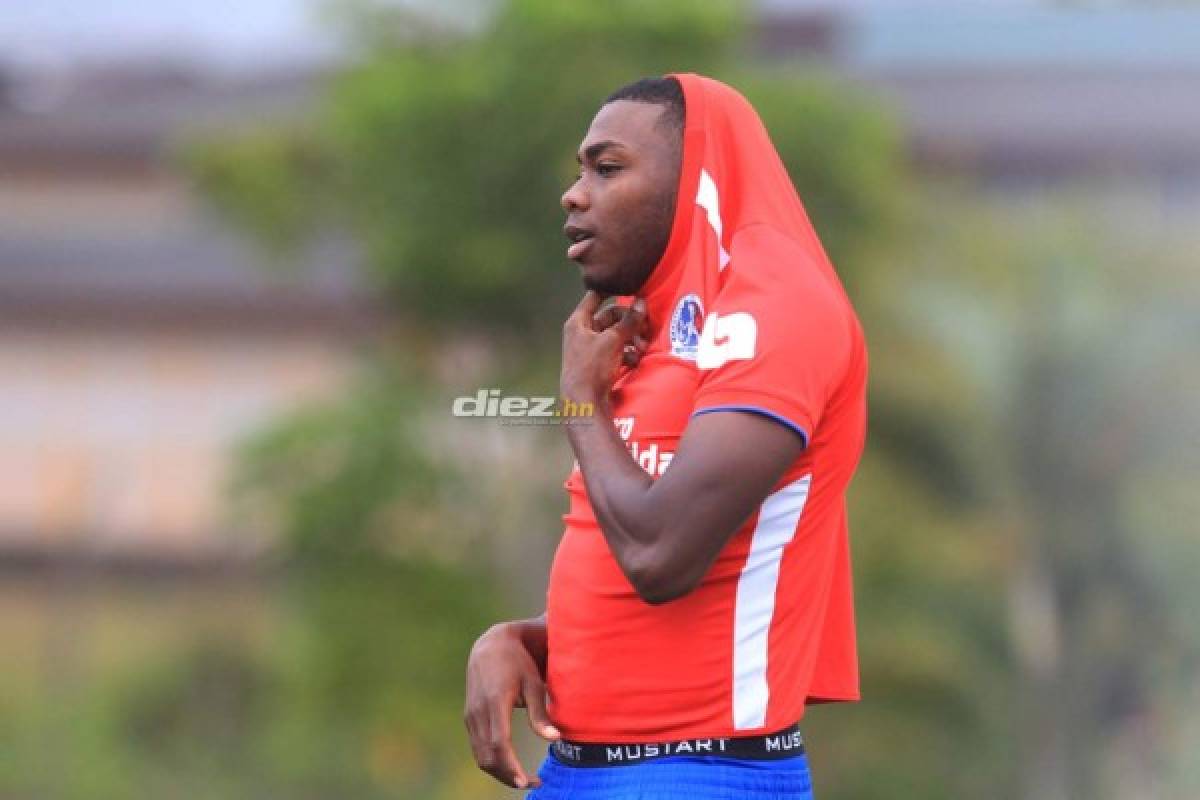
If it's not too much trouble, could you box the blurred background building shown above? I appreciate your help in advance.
[760,5,1200,218]
[0,60,375,563]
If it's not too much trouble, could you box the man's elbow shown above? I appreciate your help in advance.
[626,551,701,606]
[635,580,691,606]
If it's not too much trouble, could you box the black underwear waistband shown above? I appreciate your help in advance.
[549,723,805,767]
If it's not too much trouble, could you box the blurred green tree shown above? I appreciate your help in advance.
[872,193,1199,800]
[187,0,901,337]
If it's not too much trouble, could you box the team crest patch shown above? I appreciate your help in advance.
[669,293,705,361]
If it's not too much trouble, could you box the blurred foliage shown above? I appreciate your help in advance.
[0,564,502,799]
[227,361,448,561]
[187,0,902,335]
[221,360,510,796]
[897,196,1199,800]
[187,126,333,255]
[823,187,1199,800]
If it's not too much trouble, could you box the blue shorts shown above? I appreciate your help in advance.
[526,746,814,799]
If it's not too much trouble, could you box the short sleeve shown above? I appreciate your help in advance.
[691,225,853,446]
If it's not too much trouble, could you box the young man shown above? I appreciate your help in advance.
[464,74,867,799]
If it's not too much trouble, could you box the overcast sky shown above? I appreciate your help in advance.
[0,0,1051,66]
[0,0,339,68]
[3,1,1189,71]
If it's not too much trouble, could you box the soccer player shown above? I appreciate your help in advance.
[464,73,867,799]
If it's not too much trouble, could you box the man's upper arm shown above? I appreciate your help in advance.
[636,408,805,602]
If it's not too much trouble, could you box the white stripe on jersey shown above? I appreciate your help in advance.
[732,473,812,730]
[695,169,731,270]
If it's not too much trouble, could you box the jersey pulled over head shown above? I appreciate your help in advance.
[638,72,845,320]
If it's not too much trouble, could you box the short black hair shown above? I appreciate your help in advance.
[603,76,685,134]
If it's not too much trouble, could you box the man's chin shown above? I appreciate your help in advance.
[580,268,616,296]
[581,264,639,297]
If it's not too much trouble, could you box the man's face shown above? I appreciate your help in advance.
[561,100,681,297]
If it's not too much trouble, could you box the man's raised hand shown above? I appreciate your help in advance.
[592,297,651,368]
[561,291,648,410]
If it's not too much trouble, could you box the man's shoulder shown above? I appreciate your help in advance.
[721,224,850,315]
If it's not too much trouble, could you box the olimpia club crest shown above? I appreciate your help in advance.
[669,293,705,361]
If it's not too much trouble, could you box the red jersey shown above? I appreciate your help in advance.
[545,73,867,742]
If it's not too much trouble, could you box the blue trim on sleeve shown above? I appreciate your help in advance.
[692,405,809,448]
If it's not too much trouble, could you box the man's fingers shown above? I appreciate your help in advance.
[484,703,533,789]
[466,693,537,789]
[486,743,533,789]
[613,297,646,342]
[522,676,561,742]
[571,290,604,326]
[592,301,623,332]
[622,334,649,368]
[595,300,653,338]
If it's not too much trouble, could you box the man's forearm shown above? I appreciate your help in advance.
[511,614,548,675]
[564,403,807,604]
[565,408,670,599]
